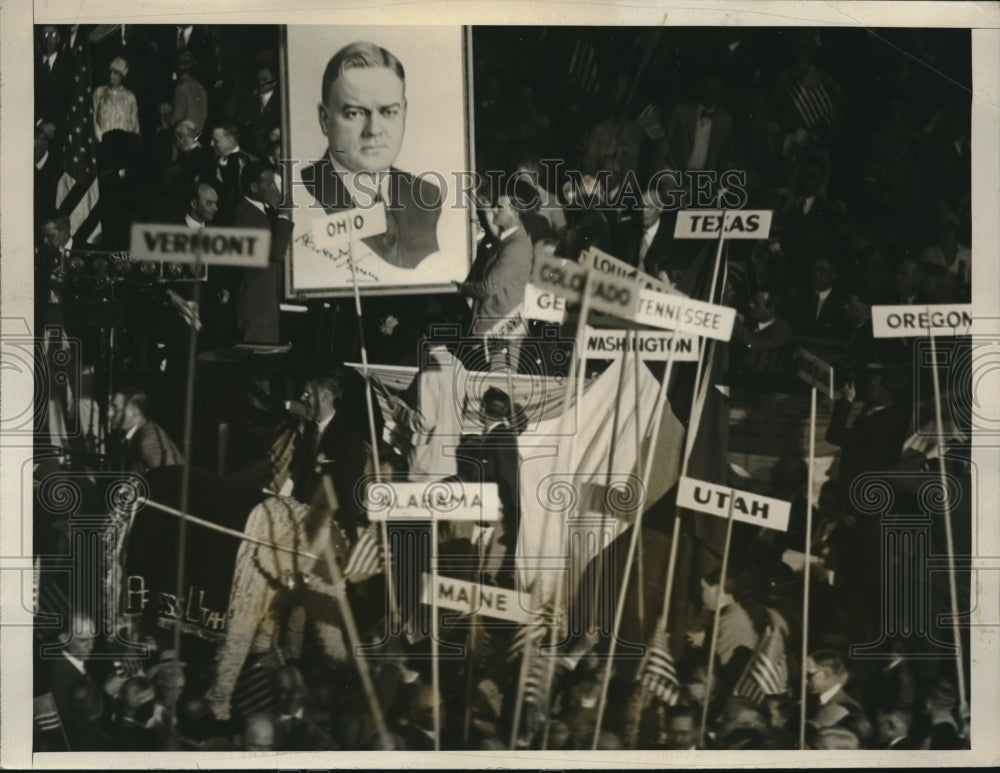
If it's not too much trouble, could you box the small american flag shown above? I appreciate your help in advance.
[54,30,101,244]
[343,525,383,584]
[733,624,788,703]
[34,693,63,732]
[637,622,680,705]
[787,78,838,132]
[232,649,286,718]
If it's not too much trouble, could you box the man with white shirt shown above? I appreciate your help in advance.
[298,40,442,269]
[209,124,254,225]
[656,74,733,173]
[42,612,99,724]
[271,665,335,750]
[35,25,74,133]
[804,649,871,740]
[788,255,848,339]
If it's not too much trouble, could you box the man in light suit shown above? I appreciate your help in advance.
[297,41,441,269]
[456,190,534,369]
[108,390,183,475]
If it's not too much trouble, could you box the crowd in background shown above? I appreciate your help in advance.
[33,24,972,752]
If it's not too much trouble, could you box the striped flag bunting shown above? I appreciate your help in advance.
[787,78,838,132]
[638,103,665,140]
[54,32,101,245]
[34,692,63,732]
[733,624,788,703]
[636,621,680,705]
[231,648,286,719]
[343,526,384,585]
[568,39,600,97]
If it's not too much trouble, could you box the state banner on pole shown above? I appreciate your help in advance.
[420,573,539,624]
[677,476,790,532]
[365,481,501,522]
[130,224,272,268]
[871,304,973,338]
[673,210,773,240]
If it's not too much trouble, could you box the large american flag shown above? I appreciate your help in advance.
[54,30,102,245]
[733,623,789,703]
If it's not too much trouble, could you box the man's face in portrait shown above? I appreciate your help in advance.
[318,66,406,174]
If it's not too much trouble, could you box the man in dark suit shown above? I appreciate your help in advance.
[654,74,733,173]
[109,390,183,475]
[612,188,673,274]
[231,161,294,343]
[786,255,849,340]
[238,65,282,159]
[297,41,441,269]
[35,26,75,133]
[455,387,521,585]
[40,612,100,726]
[291,368,370,542]
[805,650,871,742]
[208,123,255,226]
[35,125,62,233]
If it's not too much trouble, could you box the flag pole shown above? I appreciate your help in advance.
[172,237,202,664]
[346,235,398,634]
[656,216,729,646]
[535,271,593,750]
[319,474,391,749]
[799,385,818,749]
[927,331,967,724]
[591,331,677,749]
[430,517,441,750]
[590,333,632,636]
[699,493,737,749]
[632,331,645,635]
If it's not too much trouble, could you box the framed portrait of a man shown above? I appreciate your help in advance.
[283,25,472,296]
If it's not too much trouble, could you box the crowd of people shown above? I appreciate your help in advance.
[33,24,972,753]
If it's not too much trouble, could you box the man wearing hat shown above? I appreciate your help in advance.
[93,57,140,142]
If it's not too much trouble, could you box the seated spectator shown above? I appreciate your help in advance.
[804,649,871,740]
[714,697,769,749]
[913,676,966,750]
[876,704,915,749]
[147,650,186,746]
[664,704,699,750]
[43,611,100,724]
[176,697,234,751]
[239,711,279,751]
[111,676,159,751]
[812,724,860,749]
[64,677,114,751]
[888,254,929,305]
[394,681,444,751]
[919,215,970,289]
[272,664,336,750]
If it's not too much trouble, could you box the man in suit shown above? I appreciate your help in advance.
[168,50,208,136]
[41,611,100,725]
[455,387,521,585]
[804,650,871,740]
[209,123,255,226]
[108,390,183,475]
[786,255,849,340]
[456,192,534,368]
[875,705,915,750]
[613,187,673,274]
[35,26,74,133]
[231,160,294,343]
[655,74,733,173]
[35,124,62,233]
[238,65,282,159]
[271,665,336,750]
[297,40,441,269]
[291,368,369,542]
